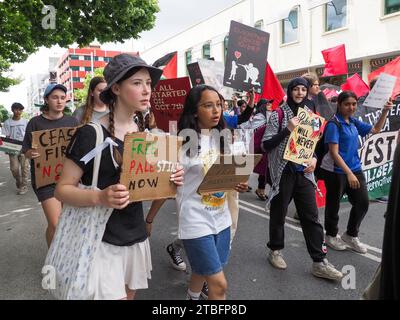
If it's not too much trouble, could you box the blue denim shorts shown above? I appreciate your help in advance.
[182,227,231,276]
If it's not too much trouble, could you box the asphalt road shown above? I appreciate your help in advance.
[0,152,385,300]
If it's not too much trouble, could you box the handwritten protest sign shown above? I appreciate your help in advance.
[223,20,270,94]
[32,127,77,188]
[0,137,22,155]
[363,73,397,109]
[150,77,191,132]
[197,154,262,194]
[120,132,183,201]
[283,108,326,166]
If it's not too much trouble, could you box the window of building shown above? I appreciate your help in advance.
[385,0,400,15]
[282,7,298,44]
[70,66,79,71]
[224,36,229,63]
[185,50,192,66]
[325,0,347,32]
[70,55,79,60]
[85,67,92,72]
[254,19,264,30]
[72,77,81,82]
[202,42,211,59]
[84,55,92,61]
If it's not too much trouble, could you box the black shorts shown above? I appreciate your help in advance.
[32,184,56,202]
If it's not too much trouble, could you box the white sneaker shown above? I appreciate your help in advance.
[17,187,28,195]
[341,232,367,254]
[268,250,287,270]
[312,259,343,281]
[326,235,347,251]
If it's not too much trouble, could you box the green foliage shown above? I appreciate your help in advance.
[0,105,10,122]
[74,67,104,105]
[0,0,159,91]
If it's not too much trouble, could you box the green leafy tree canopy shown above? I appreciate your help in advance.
[74,67,104,106]
[0,105,10,122]
[0,0,159,91]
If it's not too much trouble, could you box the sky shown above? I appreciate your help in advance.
[0,0,241,111]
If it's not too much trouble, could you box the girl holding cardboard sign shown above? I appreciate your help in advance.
[175,85,248,300]
[321,90,393,253]
[55,54,184,300]
[22,84,79,248]
[262,77,343,281]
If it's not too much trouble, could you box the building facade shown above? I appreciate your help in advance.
[56,46,133,101]
[141,0,400,88]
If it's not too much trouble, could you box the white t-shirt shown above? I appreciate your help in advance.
[176,134,232,240]
[3,118,28,141]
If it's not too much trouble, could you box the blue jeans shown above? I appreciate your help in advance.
[182,227,231,276]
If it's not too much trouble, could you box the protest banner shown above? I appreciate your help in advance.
[32,127,77,188]
[198,154,262,194]
[120,132,182,201]
[223,20,270,94]
[197,59,235,99]
[363,73,397,109]
[150,77,191,132]
[283,107,326,165]
[0,137,22,155]
[187,62,205,87]
[358,98,400,198]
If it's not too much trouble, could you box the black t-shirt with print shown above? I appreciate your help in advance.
[66,124,147,247]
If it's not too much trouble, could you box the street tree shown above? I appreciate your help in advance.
[0,0,159,91]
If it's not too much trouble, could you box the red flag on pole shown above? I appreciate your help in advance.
[260,63,286,109]
[340,73,369,98]
[368,56,400,99]
[321,44,348,77]
[152,52,178,79]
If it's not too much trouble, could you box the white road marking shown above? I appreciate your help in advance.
[238,201,382,263]
[11,208,32,213]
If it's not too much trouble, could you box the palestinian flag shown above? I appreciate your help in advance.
[152,51,178,79]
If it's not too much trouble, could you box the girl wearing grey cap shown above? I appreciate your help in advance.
[55,54,184,300]
[22,84,79,247]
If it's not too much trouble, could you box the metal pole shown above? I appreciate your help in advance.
[91,52,94,77]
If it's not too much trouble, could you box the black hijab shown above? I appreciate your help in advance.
[286,77,310,114]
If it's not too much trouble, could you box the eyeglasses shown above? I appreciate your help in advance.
[198,102,223,110]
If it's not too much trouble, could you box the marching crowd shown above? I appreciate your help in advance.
[1,52,396,300]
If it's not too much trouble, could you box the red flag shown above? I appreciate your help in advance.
[260,63,285,109]
[341,73,369,98]
[321,44,348,77]
[152,52,177,79]
[368,56,400,99]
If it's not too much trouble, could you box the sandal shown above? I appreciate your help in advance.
[255,189,267,201]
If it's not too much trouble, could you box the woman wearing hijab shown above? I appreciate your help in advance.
[261,77,343,281]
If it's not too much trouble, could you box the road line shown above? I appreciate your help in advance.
[239,199,383,255]
[238,203,381,263]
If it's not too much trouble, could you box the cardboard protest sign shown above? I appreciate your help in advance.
[120,132,183,201]
[223,20,270,94]
[283,108,326,166]
[150,77,191,133]
[32,127,77,188]
[187,62,205,87]
[197,59,235,99]
[197,154,262,194]
[363,73,397,109]
[0,137,22,155]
